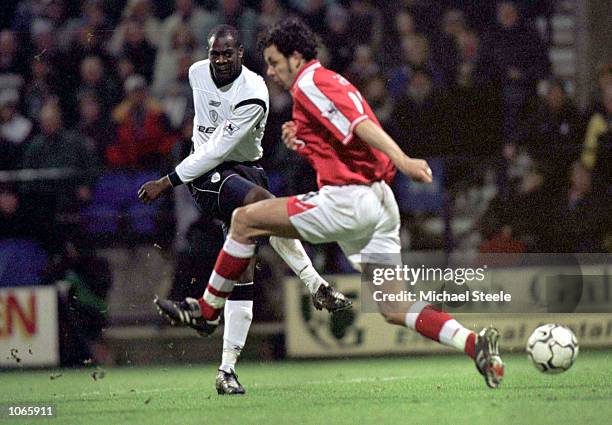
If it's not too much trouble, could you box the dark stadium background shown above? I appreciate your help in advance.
[0,0,610,368]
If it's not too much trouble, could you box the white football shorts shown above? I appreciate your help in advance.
[287,181,401,270]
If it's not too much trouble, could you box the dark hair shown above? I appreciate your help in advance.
[207,24,241,49]
[257,17,318,60]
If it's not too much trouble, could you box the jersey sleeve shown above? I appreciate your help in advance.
[174,101,266,183]
[295,72,370,145]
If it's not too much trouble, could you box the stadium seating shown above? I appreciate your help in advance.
[0,238,48,287]
[80,171,161,239]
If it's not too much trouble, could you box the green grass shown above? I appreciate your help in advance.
[1,351,611,425]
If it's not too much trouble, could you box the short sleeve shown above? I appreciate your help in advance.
[295,71,369,145]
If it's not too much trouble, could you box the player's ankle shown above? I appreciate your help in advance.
[464,332,476,359]
[198,297,222,321]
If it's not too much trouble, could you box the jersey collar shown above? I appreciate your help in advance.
[290,59,321,93]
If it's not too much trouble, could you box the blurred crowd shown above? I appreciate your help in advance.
[1,1,611,358]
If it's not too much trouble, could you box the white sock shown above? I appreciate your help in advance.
[404,302,475,353]
[439,319,473,351]
[269,237,326,294]
[219,299,253,373]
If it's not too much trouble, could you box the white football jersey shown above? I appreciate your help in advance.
[174,59,269,183]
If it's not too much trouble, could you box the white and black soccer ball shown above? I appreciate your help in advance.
[526,324,579,373]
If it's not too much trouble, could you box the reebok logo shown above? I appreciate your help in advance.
[198,125,216,134]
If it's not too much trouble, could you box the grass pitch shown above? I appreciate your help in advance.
[1,350,611,425]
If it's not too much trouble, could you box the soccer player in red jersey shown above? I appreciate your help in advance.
[167,18,504,388]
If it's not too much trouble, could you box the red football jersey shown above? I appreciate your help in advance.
[290,60,396,188]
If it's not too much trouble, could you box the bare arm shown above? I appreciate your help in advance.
[353,119,432,183]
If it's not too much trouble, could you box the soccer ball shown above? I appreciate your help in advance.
[526,324,579,373]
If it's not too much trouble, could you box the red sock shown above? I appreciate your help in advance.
[198,296,222,321]
[464,332,476,359]
[406,302,475,357]
[198,238,254,320]
[413,304,453,342]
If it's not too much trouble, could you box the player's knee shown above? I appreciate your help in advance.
[231,207,248,234]
[231,206,258,240]
[243,186,274,205]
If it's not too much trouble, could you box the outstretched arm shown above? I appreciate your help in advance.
[138,102,266,204]
[354,119,433,183]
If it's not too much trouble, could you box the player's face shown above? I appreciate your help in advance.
[263,44,301,90]
[208,34,243,85]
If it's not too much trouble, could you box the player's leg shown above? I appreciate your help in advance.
[356,182,503,387]
[245,184,329,295]
[237,181,350,311]
[197,185,380,320]
[196,196,299,320]
[216,260,254,395]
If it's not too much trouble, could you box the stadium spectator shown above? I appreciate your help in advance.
[446,28,503,158]
[520,78,584,184]
[362,75,394,128]
[11,0,46,35]
[111,19,157,82]
[389,69,451,157]
[581,85,612,190]
[158,54,194,131]
[108,0,160,53]
[480,163,553,253]
[431,9,465,86]
[65,24,113,73]
[0,88,32,153]
[0,30,28,85]
[382,0,439,37]
[345,45,380,90]
[507,165,555,251]
[11,0,67,35]
[320,5,353,74]
[0,183,32,239]
[29,17,69,70]
[58,0,111,51]
[585,63,612,117]
[76,90,113,167]
[454,28,480,88]
[382,9,417,65]
[476,1,549,145]
[115,55,136,86]
[387,33,444,99]
[106,75,176,170]
[291,0,329,35]
[256,0,287,30]
[20,99,95,251]
[159,0,217,52]
[77,55,121,118]
[23,57,55,119]
[551,162,604,252]
[346,0,383,52]
[152,23,205,98]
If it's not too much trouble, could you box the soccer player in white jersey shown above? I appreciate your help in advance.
[138,25,350,395]
[155,18,505,389]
